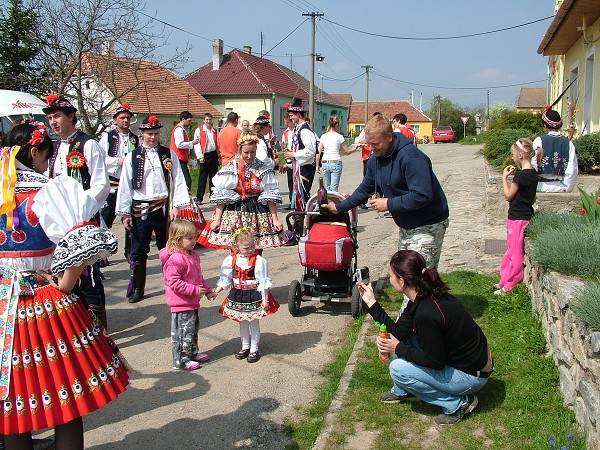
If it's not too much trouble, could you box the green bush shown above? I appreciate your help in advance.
[572,282,600,331]
[526,210,589,241]
[490,111,543,135]
[530,225,600,279]
[482,128,535,168]
[572,132,600,174]
[459,133,486,145]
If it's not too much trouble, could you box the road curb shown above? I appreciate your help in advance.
[312,275,388,450]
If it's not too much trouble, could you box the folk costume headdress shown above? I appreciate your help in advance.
[42,93,77,114]
[254,116,270,126]
[139,115,163,130]
[286,97,305,113]
[541,106,562,129]
[113,102,134,118]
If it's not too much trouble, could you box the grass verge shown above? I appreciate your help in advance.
[285,271,585,449]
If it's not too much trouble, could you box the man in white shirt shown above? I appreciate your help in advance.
[283,98,317,212]
[194,113,219,202]
[44,94,110,326]
[170,111,199,192]
[280,116,295,209]
[254,115,275,170]
[116,116,189,303]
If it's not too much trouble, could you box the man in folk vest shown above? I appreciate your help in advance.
[283,98,317,212]
[532,107,578,193]
[218,111,241,167]
[98,103,138,258]
[280,115,295,210]
[116,116,189,303]
[170,111,199,192]
[194,112,219,203]
[44,94,110,327]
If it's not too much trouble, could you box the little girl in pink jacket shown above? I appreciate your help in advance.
[159,219,216,370]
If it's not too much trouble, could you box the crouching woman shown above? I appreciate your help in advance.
[358,250,493,425]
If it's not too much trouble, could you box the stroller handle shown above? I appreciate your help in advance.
[285,211,319,233]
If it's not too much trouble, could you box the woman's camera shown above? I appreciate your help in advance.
[356,267,370,284]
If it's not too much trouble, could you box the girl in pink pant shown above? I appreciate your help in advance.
[496,138,538,295]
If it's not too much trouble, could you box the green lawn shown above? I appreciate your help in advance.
[285,271,585,450]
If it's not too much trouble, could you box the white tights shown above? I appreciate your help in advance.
[239,320,261,353]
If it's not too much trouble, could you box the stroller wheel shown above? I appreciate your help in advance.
[288,280,302,316]
[350,284,364,319]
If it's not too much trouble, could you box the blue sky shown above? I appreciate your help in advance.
[143,0,553,110]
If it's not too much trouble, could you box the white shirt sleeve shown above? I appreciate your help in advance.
[174,126,194,150]
[193,128,202,156]
[217,255,234,289]
[170,153,191,207]
[83,139,110,204]
[255,255,272,300]
[116,153,134,215]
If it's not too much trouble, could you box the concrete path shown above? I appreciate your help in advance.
[34,143,505,449]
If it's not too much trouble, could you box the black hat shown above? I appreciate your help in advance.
[286,97,305,112]
[113,102,134,118]
[254,115,270,126]
[541,106,562,129]
[139,115,163,129]
[43,93,77,114]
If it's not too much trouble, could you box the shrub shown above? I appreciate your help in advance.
[526,210,589,242]
[459,133,486,145]
[490,111,543,135]
[572,282,600,331]
[483,128,535,168]
[530,225,600,279]
[572,132,600,174]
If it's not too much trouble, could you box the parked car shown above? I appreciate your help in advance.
[433,126,455,143]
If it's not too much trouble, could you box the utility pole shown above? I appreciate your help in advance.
[361,65,372,127]
[260,32,264,58]
[303,12,324,123]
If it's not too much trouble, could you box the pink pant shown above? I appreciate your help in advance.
[499,219,530,292]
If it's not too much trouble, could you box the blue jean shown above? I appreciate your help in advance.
[321,160,343,192]
[389,333,489,414]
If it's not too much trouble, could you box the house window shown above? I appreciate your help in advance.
[85,80,90,90]
[354,124,364,134]
[280,108,287,127]
[583,53,594,134]
[410,124,420,135]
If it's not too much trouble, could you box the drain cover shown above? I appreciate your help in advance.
[484,239,506,254]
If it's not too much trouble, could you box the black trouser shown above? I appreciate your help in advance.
[196,151,219,201]
[286,165,294,202]
[131,206,168,265]
[72,263,106,309]
[101,189,131,257]
[298,163,316,205]
[179,159,191,192]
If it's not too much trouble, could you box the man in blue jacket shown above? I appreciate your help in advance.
[322,114,449,270]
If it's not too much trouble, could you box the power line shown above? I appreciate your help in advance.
[322,73,363,82]
[322,15,553,40]
[371,70,546,90]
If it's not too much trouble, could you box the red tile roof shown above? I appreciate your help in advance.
[79,52,221,117]
[348,101,431,123]
[331,93,352,108]
[185,49,343,107]
[517,87,546,110]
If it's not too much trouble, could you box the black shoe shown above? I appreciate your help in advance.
[284,236,298,246]
[284,205,293,210]
[247,351,260,363]
[235,349,250,360]
[127,288,144,303]
[379,390,420,404]
[434,394,478,425]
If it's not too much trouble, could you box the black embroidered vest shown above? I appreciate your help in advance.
[108,130,139,157]
[131,145,172,192]
[49,130,92,190]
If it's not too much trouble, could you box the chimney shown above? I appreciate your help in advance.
[100,40,114,56]
[243,46,252,55]
[212,38,223,71]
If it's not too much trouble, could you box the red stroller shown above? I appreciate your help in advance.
[285,192,364,318]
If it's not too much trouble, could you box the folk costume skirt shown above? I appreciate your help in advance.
[198,195,289,249]
[219,288,279,323]
[0,271,128,434]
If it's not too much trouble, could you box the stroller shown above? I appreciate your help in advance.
[285,192,365,319]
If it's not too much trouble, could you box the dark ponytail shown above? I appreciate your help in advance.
[4,123,53,168]
[389,250,449,299]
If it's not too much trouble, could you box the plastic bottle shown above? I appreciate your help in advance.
[375,322,391,362]
[317,177,328,214]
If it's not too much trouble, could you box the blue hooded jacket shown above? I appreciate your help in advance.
[336,133,449,229]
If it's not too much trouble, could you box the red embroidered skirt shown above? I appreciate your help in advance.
[0,277,128,435]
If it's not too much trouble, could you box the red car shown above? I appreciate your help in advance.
[433,126,455,143]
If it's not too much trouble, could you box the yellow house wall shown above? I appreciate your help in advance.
[549,16,600,136]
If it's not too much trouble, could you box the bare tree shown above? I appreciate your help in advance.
[32,0,189,136]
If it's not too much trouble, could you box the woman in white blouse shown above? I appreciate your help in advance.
[317,116,355,192]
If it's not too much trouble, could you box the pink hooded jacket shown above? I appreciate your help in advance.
[159,248,212,312]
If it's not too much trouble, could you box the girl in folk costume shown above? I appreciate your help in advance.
[212,229,279,363]
[198,131,289,249]
[0,124,128,448]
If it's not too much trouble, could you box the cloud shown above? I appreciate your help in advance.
[467,67,518,83]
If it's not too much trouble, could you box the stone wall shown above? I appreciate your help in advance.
[524,248,600,449]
